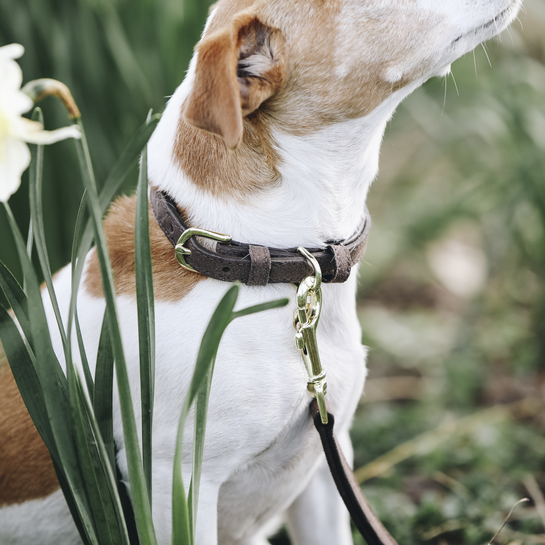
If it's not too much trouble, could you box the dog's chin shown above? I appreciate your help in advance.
[433,64,452,78]
[434,0,521,70]
[451,0,521,49]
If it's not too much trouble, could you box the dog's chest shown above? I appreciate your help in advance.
[68,272,366,541]
[186,279,367,540]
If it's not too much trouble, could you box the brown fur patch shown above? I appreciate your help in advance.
[85,194,204,301]
[174,0,443,199]
[184,23,245,150]
[178,9,286,198]
[0,348,59,506]
[253,0,443,132]
[174,112,281,199]
[184,12,287,150]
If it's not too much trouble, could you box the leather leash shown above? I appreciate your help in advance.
[310,400,398,545]
[150,187,398,545]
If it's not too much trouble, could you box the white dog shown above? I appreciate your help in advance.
[0,0,521,544]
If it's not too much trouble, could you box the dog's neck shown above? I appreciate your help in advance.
[148,62,423,250]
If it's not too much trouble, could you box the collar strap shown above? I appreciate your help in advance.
[150,188,371,286]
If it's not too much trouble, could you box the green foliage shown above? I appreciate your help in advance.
[0,0,214,281]
[2,0,545,543]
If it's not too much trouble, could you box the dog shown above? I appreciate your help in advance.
[0,0,521,543]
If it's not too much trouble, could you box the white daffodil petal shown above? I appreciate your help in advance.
[0,54,24,91]
[0,136,30,203]
[1,89,34,117]
[13,117,44,138]
[0,44,24,60]
[0,43,81,203]
[21,122,82,145]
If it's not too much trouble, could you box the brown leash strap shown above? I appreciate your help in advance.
[310,400,399,545]
[150,188,371,285]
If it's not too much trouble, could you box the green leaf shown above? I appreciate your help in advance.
[66,358,115,545]
[53,461,94,545]
[100,115,161,212]
[26,217,33,258]
[75,311,94,404]
[74,118,157,545]
[135,117,156,504]
[172,287,289,543]
[0,259,32,346]
[72,115,161,314]
[27,112,109,543]
[189,286,239,404]
[172,284,239,545]
[69,192,94,354]
[71,191,94,400]
[5,166,101,545]
[0,305,53,460]
[230,298,290,320]
[72,189,89,265]
[29,108,67,349]
[77,376,131,545]
[94,310,115,470]
[188,358,215,536]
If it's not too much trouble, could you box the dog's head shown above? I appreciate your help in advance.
[184,0,522,150]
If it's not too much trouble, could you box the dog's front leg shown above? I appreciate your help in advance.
[193,479,222,545]
[151,463,221,545]
[285,429,354,545]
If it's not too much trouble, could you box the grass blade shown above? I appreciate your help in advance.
[94,310,116,470]
[172,284,239,545]
[29,108,67,349]
[0,260,32,345]
[0,305,53,458]
[77,376,131,545]
[27,112,108,542]
[186,294,288,534]
[74,118,157,545]
[73,115,161,313]
[70,191,96,401]
[100,116,161,211]
[189,358,214,535]
[5,170,100,545]
[231,298,290,320]
[75,311,94,403]
[66,357,115,545]
[135,122,155,504]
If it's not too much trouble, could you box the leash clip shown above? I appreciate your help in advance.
[175,228,232,272]
[294,247,328,425]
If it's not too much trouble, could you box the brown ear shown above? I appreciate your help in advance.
[183,13,287,150]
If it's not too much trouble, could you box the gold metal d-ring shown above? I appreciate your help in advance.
[175,228,232,272]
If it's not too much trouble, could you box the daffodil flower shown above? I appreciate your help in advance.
[0,43,81,203]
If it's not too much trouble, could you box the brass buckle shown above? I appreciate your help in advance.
[175,228,232,273]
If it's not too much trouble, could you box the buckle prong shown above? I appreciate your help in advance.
[175,228,232,273]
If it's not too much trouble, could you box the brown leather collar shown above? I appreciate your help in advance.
[150,187,371,285]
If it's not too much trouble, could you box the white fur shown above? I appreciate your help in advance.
[2,1,521,544]
[0,490,80,545]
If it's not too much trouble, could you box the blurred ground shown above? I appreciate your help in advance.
[1,1,545,543]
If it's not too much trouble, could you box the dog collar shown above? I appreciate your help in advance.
[150,187,371,286]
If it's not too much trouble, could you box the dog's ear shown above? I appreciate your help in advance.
[184,13,287,150]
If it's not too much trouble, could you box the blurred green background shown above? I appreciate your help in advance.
[1,0,545,543]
